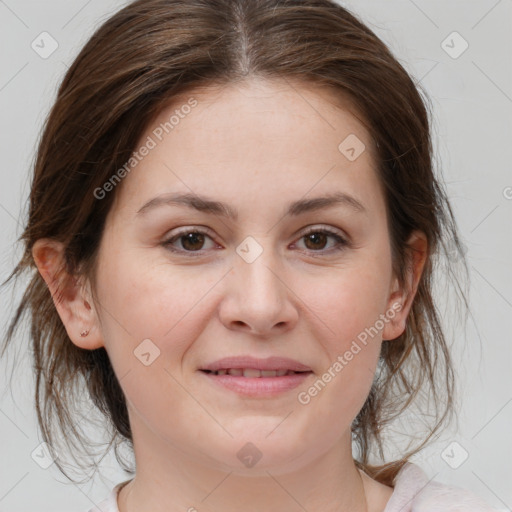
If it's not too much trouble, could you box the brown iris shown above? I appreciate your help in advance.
[181,232,206,251]
[303,232,328,251]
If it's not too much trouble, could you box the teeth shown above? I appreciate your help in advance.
[243,368,262,378]
[211,368,301,377]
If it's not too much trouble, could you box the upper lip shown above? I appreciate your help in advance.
[201,356,312,372]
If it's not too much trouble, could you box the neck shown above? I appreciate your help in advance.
[118,426,368,512]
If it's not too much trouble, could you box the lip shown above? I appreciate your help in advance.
[200,356,312,372]
[200,370,313,397]
[199,356,313,397]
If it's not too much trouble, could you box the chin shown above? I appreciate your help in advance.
[201,433,311,476]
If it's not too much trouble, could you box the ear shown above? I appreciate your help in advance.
[382,230,428,341]
[32,238,104,350]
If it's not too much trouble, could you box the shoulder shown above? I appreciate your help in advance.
[86,479,131,512]
[384,462,501,512]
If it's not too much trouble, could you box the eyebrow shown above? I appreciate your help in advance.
[135,191,367,220]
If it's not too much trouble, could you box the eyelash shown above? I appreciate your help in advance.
[161,226,350,257]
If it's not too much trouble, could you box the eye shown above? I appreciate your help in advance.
[162,228,217,256]
[161,225,349,257]
[293,227,349,255]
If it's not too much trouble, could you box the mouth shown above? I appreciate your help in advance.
[199,356,314,396]
[199,365,313,397]
[200,368,311,377]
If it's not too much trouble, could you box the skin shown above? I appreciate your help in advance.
[33,77,427,512]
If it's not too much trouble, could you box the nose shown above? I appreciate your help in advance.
[218,242,299,337]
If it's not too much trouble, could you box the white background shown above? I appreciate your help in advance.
[0,1,511,511]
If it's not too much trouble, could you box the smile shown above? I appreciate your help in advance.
[202,368,307,377]
[199,369,313,397]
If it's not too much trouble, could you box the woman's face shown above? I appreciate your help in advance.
[80,78,417,473]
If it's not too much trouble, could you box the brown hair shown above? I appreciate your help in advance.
[1,0,469,486]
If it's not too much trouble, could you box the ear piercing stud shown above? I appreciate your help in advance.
[80,329,90,337]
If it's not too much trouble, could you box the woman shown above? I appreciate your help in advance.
[1,0,498,510]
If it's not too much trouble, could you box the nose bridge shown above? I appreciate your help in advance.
[235,235,283,304]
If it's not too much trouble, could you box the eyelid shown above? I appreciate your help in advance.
[169,225,216,238]
[297,224,347,238]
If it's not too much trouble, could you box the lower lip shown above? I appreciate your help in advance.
[200,371,313,397]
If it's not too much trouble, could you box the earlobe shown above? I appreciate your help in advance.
[32,238,104,350]
[382,295,406,341]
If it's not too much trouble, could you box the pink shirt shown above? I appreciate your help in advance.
[88,462,499,511]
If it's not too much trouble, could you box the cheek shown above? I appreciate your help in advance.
[95,250,221,364]
[293,258,390,410]
[303,264,389,348]
[93,255,216,430]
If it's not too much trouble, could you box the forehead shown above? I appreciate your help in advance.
[110,77,383,220]
[155,77,372,141]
